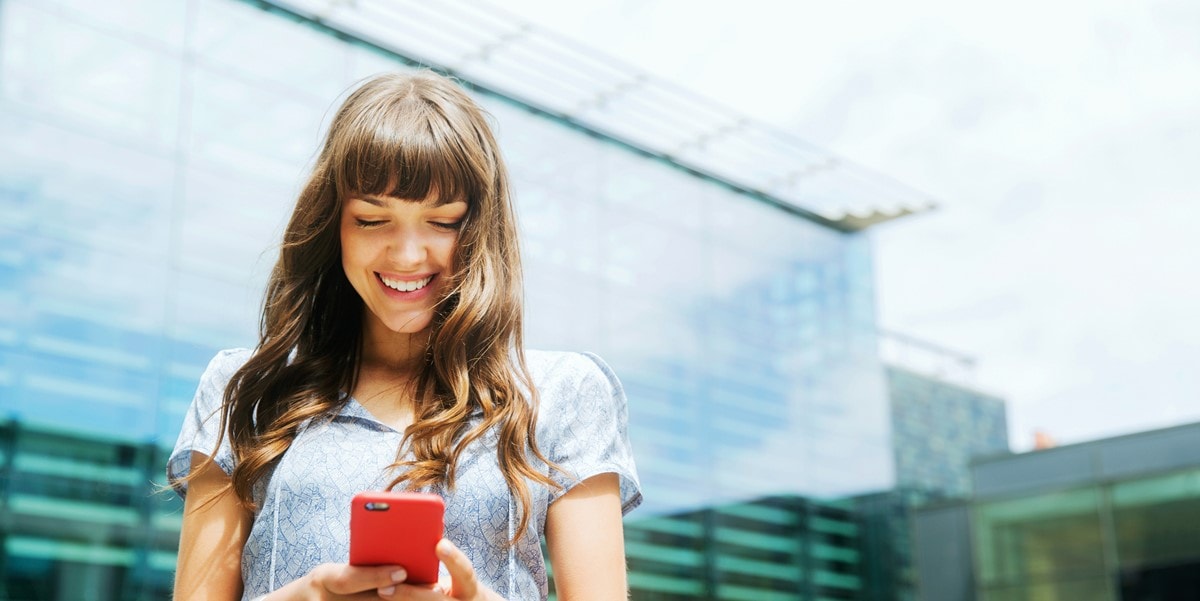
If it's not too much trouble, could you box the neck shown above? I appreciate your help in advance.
[360,317,431,374]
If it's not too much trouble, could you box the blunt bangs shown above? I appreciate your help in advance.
[330,87,490,207]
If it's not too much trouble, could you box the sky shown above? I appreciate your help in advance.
[492,0,1200,450]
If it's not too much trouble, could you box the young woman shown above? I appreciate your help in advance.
[168,71,641,601]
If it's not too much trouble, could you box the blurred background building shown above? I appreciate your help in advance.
[915,422,1200,601]
[0,1,892,596]
[4,1,1190,601]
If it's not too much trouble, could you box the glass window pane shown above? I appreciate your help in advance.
[981,578,1116,601]
[1111,468,1200,571]
[192,0,352,102]
[1,1,182,150]
[0,115,176,256]
[974,488,1107,588]
[187,67,329,185]
[36,0,187,50]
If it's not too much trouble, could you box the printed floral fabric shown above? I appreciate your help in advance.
[168,348,641,601]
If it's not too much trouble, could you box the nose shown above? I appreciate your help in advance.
[388,229,428,267]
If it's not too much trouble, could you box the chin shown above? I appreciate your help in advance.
[382,312,436,335]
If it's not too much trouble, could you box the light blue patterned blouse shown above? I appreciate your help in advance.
[168,348,641,601]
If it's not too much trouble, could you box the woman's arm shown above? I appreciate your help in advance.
[175,452,253,601]
[382,473,628,601]
[545,473,628,601]
[174,453,408,601]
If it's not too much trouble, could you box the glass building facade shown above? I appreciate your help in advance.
[914,421,1200,601]
[972,434,1200,600]
[1,0,899,598]
[0,421,180,599]
[888,365,1008,498]
[849,364,1008,601]
[625,495,863,600]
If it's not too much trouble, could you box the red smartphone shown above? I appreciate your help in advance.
[349,491,445,585]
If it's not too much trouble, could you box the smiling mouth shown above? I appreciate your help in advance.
[378,273,434,293]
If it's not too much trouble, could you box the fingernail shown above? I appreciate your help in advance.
[380,585,395,595]
[391,569,407,582]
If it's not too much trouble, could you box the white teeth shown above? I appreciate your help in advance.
[380,274,433,292]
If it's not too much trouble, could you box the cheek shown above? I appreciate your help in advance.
[440,236,462,266]
[339,231,370,275]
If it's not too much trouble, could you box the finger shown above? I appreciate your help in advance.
[433,577,452,595]
[436,539,478,598]
[378,583,448,600]
[314,563,407,595]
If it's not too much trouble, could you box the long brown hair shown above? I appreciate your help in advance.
[204,71,559,542]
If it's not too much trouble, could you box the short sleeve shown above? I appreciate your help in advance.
[540,352,642,515]
[166,348,250,499]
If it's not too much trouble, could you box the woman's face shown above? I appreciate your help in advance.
[340,193,468,337]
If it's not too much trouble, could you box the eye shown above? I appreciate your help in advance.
[430,221,463,231]
[355,218,387,229]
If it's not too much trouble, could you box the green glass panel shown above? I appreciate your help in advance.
[627,572,704,594]
[9,494,139,526]
[979,577,1115,601]
[715,503,796,525]
[714,527,798,554]
[148,550,179,572]
[811,542,860,563]
[7,536,134,566]
[817,497,857,511]
[716,583,801,600]
[810,516,857,536]
[152,512,184,532]
[973,487,1106,587]
[14,453,142,485]
[1111,468,1200,506]
[813,569,862,589]
[1111,468,1200,570]
[716,555,803,581]
[624,541,704,566]
[626,516,704,537]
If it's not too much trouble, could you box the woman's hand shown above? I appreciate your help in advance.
[377,539,504,601]
[261,563,409,600]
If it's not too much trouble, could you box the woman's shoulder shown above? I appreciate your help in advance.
[203,347,254,376]
[525,350,619,386]
[194,347,254,394]
[522,349,641,514]
[522,349,624,403]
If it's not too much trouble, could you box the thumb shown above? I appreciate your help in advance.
[436,538,479,598]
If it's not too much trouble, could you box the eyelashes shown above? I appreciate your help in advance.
[353,218,463,231]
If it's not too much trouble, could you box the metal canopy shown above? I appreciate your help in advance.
[267,0,936,231]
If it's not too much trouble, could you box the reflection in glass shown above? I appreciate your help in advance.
[0,0,899,597]
[974,488,1107,589]
[1111,468,1200,572]
[1,0,182,150]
